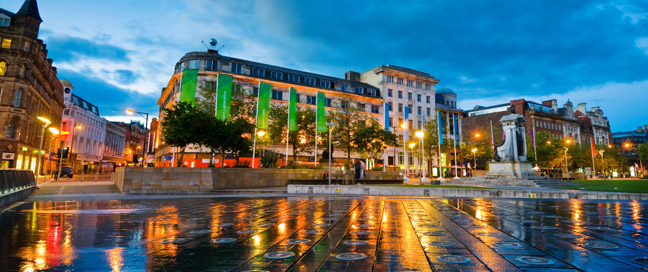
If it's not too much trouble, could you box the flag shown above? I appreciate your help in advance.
[438,111,444,145]
[256,82,271,129]
[384,102,390,131]
[179,69,198,104]
[316,92,327,133]
[591,137,596,157]
[289,87,298,131]
[404,106,409,141]
[531,128,536,149]
[453,113,458,146]
[216,74,233,121]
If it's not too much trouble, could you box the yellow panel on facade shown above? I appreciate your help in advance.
[0,62,5,76]
[16,155,23,169]
[2,38,11,49]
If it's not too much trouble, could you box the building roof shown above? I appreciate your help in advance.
[59,79,72,87]
[436,87,456,95]
[16,0,41,21]
[71,94,100,116]
[0,8,15,18]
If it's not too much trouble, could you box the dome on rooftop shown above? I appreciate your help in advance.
[436,87,456,95]
[60,79,73,88]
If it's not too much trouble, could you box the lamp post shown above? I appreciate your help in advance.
[471,148,477,171]
[401,122,408,181]
[415,130,427,182]
[599,150,605,179]
[35,117,51,181]
[126,109,149,167]
[408,142,415,182]
[251,129,266,168]
[68,124,83,171]
[327,122,334,185]
[44,127,59,182]
[564,147,569,174]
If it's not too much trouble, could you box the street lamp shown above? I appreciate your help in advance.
[564,146,569,175]
[251,129,266,168]
[471,148,477,171]
[34,116,51,180]
[599,150,605,179]
[327,122,334,185]
[126,109,149,167]
[415,130,426,182]
[44,127,59,181]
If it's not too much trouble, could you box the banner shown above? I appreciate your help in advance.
[216,74,233,121]
[453,113,458,146]
[289,87,298,131]
[179,69,198,104]
[404,106,409,141]
[438,111,444,145]
[591,137,596,157]
[531,128,536,149]
[316,92,327,133]
[256,82,271,129]
[384,102,390,131]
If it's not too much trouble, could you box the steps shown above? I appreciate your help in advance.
[445,176,578,188]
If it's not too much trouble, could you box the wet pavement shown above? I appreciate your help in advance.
[2,197,648,271]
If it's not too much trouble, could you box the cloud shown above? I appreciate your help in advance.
[42,34,131,63]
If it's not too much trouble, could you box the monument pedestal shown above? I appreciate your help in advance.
[487,161,535,178]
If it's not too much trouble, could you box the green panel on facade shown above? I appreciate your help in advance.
[179,69,198,104]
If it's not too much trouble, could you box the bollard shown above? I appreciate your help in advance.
[95,171,98,182]
[81,171,84,182]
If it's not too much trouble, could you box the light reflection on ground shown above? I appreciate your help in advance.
[1,197,647,271]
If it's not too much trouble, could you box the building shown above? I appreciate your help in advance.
[114,121,146,165]
[101,121,126,172]
[154,49,385,167]
[0,0,65,172]
[613,125,647,173]
[434,88,464,173]
[60,80,107,173]
[147,117,158,163]
[463,99,612,150]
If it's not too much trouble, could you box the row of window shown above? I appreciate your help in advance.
[0,61,29,78]
[387,102,433,117]
[263,89,379,113]
[535,120,562,131]
[387,89,433,103]
[386,75,432,90]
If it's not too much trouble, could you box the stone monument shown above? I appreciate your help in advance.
[487,114,535,178]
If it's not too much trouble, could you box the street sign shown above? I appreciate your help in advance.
[585,167,591,176]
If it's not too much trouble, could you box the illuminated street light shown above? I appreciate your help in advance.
[409,142,416,149]
[474,133,480,138]
[126,108,149,167]
[257,130,266,137]
[471,148,477,171]
[624,143,631,148]
[415,130,425,182]
[565,139,572,144]
[44,127,60,180]
[35,116,52,181]
[546,141,552,145]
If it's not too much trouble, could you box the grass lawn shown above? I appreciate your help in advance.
[552,179,648,193]
[374,184,493,190]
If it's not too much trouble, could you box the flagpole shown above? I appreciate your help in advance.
[490,120,494,150]
[437,111,443,181]
[453,113,459,179]
[314,94,318,167]
[285,104,290,166]
[591,137,596,178]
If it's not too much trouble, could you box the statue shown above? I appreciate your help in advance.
[493,114,527,162]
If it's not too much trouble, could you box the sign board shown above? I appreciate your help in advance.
[202,159,211,163]
[2,152,15,160]
[584,167,592,176]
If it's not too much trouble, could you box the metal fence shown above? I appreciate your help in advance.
[0,169,36,195]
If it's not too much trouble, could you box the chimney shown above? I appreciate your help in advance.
[575,103,587,114]
[345,71,360,81]
[542,100,552,107]
[645,125,648,132]
[640,127,644,133]
[551,99,557,113]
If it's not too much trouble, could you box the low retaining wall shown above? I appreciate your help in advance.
[0,187,36,208]
[0,169,36,208]
[287,185,648,200]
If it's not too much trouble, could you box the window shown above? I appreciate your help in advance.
[341,101,349,109]
[0,17,9,27]
[407,92,412,100]
[6,121,15,138]
[398,90,403,99]
[427,108,431,116]
[397,77,403,85]
[417,106,422,115]
[23,41,30,52]
[416,82,422,89]
[355,87,365,95]
[252,87,259,96]
[231,63,242,74]
[13,89,21,107]
[371,105,379,114]
[2,38,10,49]
[270,71,283,80]
[0,61,5,76]
[398,103,403,113]
[417,94,421,102]
[387,89,393,97]
[304,77,316,86]
[341,83,348,92]
[325,98,332,107]
[408,105,412,114]
[357,103,365,111]
[205,59,217,71]
[188,60,199,69]
[388,102,393,112]
[386,76,394,83]
[426,96,430,104]
[271,90,283,100]
[251,67,265,77]
[19,64,25,78]
[286,74,300,83]
[425,83,431,90]
[306,95,316,105]
[320,80,331,89]
[407,80,413,87]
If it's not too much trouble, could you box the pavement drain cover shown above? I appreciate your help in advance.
[493,242,523,249]
[515,256,555,265]
[477,232,502,237]
[423,231,446,236]
[188,218,204,221]
[429,241,456,247]
[586,241,619,249]
[336,252,367,261]
[218,223,234,228]
[264,251,295,260]
[554,233,583,239]
[344,240,369,246]
[634,256,648,265]
[314,223,332,227]
[421,224,440,228]
[533,226,558,230]
[237,229,256,234]
[357,224,375,229]
[304,229,324,234]
[437,255,471,264]
[350,230,372,236]
[269,218,281,222]
[587,226,612,231]
[259,223,273,227]
[213,238,237,243]
[286,239,311,245]
[521,220,538,224]
[189,230,211,235]
[543,215,561,219]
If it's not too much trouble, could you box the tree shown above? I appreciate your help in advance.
[161,102,204,166]
[268,104,316,164]
[221,117,255,166]
[328,98,366,168]
[637,143,648,169]
[352,120,397,169]
[527,131,562,168]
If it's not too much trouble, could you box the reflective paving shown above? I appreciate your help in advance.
[2,197,648,271]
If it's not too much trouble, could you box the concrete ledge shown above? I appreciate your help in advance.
[287,185,648,200]
[0,187,35,208]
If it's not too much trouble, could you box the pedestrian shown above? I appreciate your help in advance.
[354,159,361,180]
[360,159,365,179]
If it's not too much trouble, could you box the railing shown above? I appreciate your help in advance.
[0,169,36,195]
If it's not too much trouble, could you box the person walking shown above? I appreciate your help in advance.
[354,159,362,180]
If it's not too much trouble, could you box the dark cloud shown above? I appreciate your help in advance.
[114,69,138,85]
[43,34,131,63]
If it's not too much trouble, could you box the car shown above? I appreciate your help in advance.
[55,166,73,178]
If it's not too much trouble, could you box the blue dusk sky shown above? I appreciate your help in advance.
[4,0,648,131]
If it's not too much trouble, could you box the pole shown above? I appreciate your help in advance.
[45,135,54,179]
[564,147,569,174]
[142,113,149,167]
[393,127,396,171]
[532,115,537,161]
[69,124,76,170]
[285,130,290,166]
[453,114,458,179]
[252,127,257,168]
[328,126,332,185]
[55,140,63,181]
[590,138,596,178]
[437,113,443,180]
[473,152,476,171]
[171,146,176,167]
[35,125,46,183]
[490,120,494,150]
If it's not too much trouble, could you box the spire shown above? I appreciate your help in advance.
[16,0,42,22]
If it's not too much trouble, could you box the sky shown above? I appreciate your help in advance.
[4,0,648,131]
